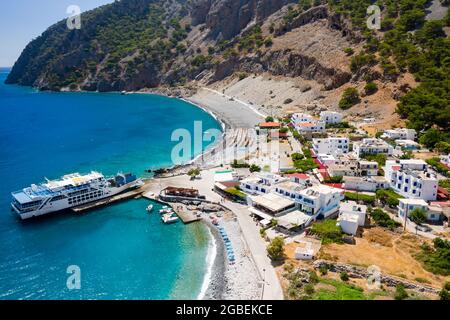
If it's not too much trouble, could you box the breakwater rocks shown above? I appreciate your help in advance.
[313,260,440,295]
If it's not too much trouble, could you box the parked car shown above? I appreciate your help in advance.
[415,224,432,232]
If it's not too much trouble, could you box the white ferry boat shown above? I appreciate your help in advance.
[11,171,143,220]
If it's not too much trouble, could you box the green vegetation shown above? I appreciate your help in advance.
[187,168,200,179]
[340,272,349,282]
[311,219,343,244]
[325,121,353,130]
[224,187,247,200]
[350,52,376,73]
[344,192,376,205]
[324,176,343,183]
[416,238,450,276]
[344,47,354,56]
[439,179,450,193]
[292,147,318,172]
[426,157,449,176]
[409,208,427,225]
[439,282,450,300]
[339,87,360,110]
[376,189,403,207]
[312,278,366,300]
[267,236,285,261]
[293,158,319,172]
[249,164,261,173]
[265,116,274,122]
[361,153,387,167]
[369,208,401,230]
[394,284,409,300]
[230,159,250,168]
[364,81,378,95]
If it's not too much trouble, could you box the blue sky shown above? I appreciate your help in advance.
[0,0,114,67]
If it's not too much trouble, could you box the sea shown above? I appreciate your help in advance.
[0,68,221,299]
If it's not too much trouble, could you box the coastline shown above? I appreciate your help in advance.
[138,87,265,300]
[5,82,264,301]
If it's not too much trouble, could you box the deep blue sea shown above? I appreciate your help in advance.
[0,69,221,299]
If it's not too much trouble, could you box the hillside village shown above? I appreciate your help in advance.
[165,108,450,300]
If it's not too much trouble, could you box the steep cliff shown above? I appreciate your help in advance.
[6,0,362,92]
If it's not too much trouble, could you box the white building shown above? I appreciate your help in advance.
[296,185,344,219]
[240,172,287,195]
[382,128,416,141]
[358,160,378,176]
[312,137,349,155]
[285,173,316,187]
[317,154,338,167]
[440,154,450,168]
[398,198,443,222]
[295,121,326,134]
[291,113,314,125]
[339,201,367,226]
[294,240,315,260]
[274,181,307,200]
[395,139,420,150]
[384,160,438,201]
[353,138,394,158]
[343,176,389,192]
[337,213,359,235]
[320,111,343,124]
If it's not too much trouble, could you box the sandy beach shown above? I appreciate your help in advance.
[141,86,283,300]
[187,87,265,129]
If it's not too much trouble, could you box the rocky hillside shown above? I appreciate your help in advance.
[5,0,450,149]
[6,0,359,92]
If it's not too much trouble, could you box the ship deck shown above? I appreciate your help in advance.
[71,188,144,213]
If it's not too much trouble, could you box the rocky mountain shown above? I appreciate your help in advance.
[5,0,360,92]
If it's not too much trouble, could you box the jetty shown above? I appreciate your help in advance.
[72,188,144,213]
[142,191,201,224]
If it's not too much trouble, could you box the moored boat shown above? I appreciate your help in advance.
[161,213,179,224]
[11,171,143,219]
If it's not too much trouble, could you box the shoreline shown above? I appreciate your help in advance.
[6,82,263,301]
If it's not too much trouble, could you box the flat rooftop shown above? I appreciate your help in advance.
[251,192,295,212]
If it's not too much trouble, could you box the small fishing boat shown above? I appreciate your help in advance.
[146,204,153,212]
[161,213,179,224]
[159,208,173,214]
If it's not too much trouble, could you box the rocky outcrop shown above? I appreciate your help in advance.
[205,0,298,40]
[327,12,364,43]
[274,5,328,36]
[209,49,351,90]
[313,260,440,294]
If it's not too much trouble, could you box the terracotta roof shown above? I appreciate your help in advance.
[259,122,280,127]
[287,173,309,180]
[271,131,288,138]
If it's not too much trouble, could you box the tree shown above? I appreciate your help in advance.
[265,116,274,122]
[364,82,378,95]
[419,128,442,149]
[394,284,408,300]
[267,236,285,260]
[187,168,200,179]
[410,208,427,225]
[249,164,261,172]
[340,272,349,282]
[339,87,360,110]
[440,282,450,300]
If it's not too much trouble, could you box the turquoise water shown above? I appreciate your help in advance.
[0,69,221,299]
